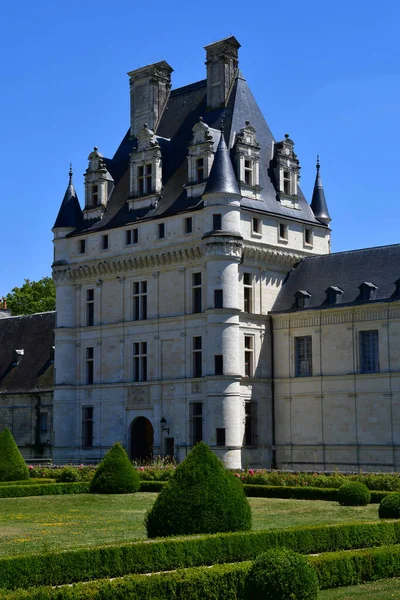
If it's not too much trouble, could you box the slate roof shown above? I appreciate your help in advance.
[204,133,240,196]
[53,170,83,230]
[271,244,400,313]
[61,69,325,236]
[0,312,55,393]
[310,159,331,225]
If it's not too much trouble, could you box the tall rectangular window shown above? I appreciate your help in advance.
[79,239,86,254]
[40,412,48,433]
[138,164,152,196]
[158,223,165,239]
[86,289,94,326]
[283,170,291,195]
[295,336,312,377]
[82,407,94,448]
[252,217,260,233]
[91,184,98,206]
[243,273,253,313]
[244,335,254,377]
[360,330,379,373]
[193,336,202,377]
[185,217,193,234]
[133,281,147,320]
[133,341,147,382]
[126,228,139,245]
[279,223,288,240]
[213,214,222,230]
[191,402,203,444]
[195,158,204,183]
[304,228,312,245]
[192,272,202,313]
[244,402,257,447]
[86,347,94,384]
[244,160,253,185]
[216,428,226,446]
[214,354,223,375]
[214,289,223,308]
[101,234,109,250]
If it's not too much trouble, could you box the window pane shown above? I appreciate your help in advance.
[295,336,312,377]
[360,330,379,373]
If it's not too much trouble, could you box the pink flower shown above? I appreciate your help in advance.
[79,464,84,469]
[29,465,33,469]
[139,467,145,471]
[235,473,240,477]
[249,469,254,476]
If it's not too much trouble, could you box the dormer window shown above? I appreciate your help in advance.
[138,164,152,196]
[283,171,291,195]
[195,158,204,184]
[325,286,343,305]
[272,134,301,208]
[233,121,261,200]
[84,147,114,220]
[244,160,253,185]
[359,282,377,302]
[91,184,98,206]
[186,118,216,197]
[128,124,162,210]
[295,290,311,309]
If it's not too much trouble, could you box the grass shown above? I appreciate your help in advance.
[0,493,380,558]
[320,578,400,599]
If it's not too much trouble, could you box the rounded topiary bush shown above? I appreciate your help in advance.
[89,442,140,494]
[379,493,400,519]
[244,548,318,600]
[145,442,252,538]
[337,481,371,506]
[0,427,29,482]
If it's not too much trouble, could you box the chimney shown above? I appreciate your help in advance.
[204,36,240,110]
[128,61,173,138]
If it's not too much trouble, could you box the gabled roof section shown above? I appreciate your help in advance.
[203,132,240,196]
[310,157,331,224]
[271,244,400,313]
[0,312,55,393]
[53,167,82,230]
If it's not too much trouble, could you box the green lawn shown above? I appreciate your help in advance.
[320,578,400,599]
[0,493,380,557]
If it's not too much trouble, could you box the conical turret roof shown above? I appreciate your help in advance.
[203,132,240,197]
[310,156,331,225]
[53,166,82,230]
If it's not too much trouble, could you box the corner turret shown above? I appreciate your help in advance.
[52,166,82,236]
[311,156,331,225]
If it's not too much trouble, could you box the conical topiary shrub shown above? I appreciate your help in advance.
[145,442,252,538]
[0,427,29,482]
[89,442,140,494]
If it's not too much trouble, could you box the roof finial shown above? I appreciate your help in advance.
[69,163,73,182]
[220,113,226,133]
[316,154,320,171]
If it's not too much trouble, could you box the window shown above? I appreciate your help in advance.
[82,407,94,448]
[252,217,260,234]
[39,412,48,433]
[243,273,253,313]
[126,228,139,245]
[133,341,147,382]
[102,234,109,250]
[244,402,257,446]
[213,213,222,230]
[91,184,98,206]
[86,347,94,384]
[214,289,223,308]
[158,223,165,239]
[133,281,147,321]
[79,239,86,254]
[185,217,193,234]
[195,158,204,183]
[138,163,152,196]
[191,402,203,444]
[295,336,312,377]
[86,289,94,326]
[283,170,291,195]
[214,354,223,375]
[279,223,288,240]
[192,272,202,313]
[216,428,226,446]
[244,336,254,377]
[360,330,379,373]
[193,336,202,377]
[304,228,312,245]
[244,160,253,185]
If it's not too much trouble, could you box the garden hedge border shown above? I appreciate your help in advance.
[0,479,55,487]
[0,482,89,498]
[3,545,400,599]
[0,521,399,590]
[243,484,389,503]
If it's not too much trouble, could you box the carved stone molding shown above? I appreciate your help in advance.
[126,386,151,408]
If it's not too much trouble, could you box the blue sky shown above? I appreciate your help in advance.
[1,0,399,296]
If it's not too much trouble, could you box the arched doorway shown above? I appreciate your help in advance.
[130,417,154,462]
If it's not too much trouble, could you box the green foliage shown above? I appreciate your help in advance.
[0,519,398,590]
[145,442,252,538]
[0,482,89,498]
[29,465,95,482]
[244,484,339,501]
[338,482,371,506]
[379,493,400,519]
[5,277,55,316]
[0,428,29,482]
[0,478,54,486]
[244,549,318,600]
[57,467,80,482]
[89,443,140,494]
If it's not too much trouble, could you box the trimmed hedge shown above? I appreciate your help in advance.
[0,428,29,482]
[0,521,399,590]
[3,545,400,599]
[379,492,400,519]
[89,443,140,494]
[338,482,371,506]
[0,479,55,487]
[0,482,89,498]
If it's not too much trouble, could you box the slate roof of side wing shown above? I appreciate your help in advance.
[66,72,324,236]
[0,312,55,393]
[271,244,400,313]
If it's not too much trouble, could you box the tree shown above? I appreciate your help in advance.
[0,427,29,481]
[89,442,141,494]
[5,277,55,316]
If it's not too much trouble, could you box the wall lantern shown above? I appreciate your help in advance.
[160,417,170,435]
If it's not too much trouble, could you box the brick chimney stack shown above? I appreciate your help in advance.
[204,36,240,111]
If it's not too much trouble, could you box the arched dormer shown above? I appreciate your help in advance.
[84,147,114,220]
[186,118,216,198]
[233,120,262,200]
[272,134,301,209]
[128,124,163,210]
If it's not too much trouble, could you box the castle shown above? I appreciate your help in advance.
[2,36,399,471]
